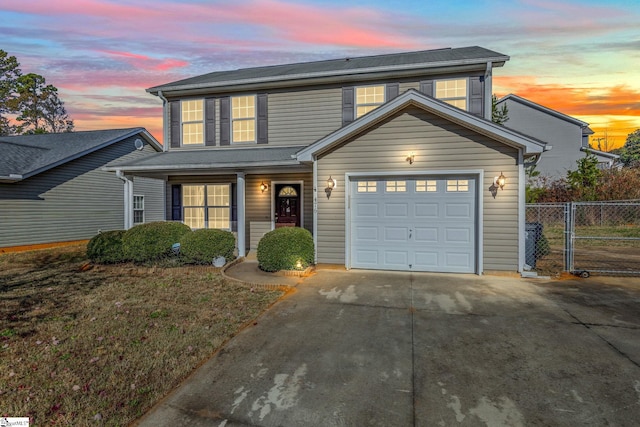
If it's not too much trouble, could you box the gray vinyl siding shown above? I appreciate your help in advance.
[133,177,165,222]
[166,72,489,150]
[265,88,343,146]
[0,136,162,248]
[500,99,584,179]
[316,107,520,272]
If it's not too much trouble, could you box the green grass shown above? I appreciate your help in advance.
[0,244,284,425]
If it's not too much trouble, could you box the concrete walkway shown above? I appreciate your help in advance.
[136,270,640,426]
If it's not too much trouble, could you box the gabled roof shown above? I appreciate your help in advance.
[0,128,162,182]
[104,145,305,174]
[297,89,547,162]
[497,94,590,131]
[148,46,508,96]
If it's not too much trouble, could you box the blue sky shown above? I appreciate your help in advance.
[1,0,638,147]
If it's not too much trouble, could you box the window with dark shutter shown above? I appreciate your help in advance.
[220,97,230,146]
[468,76,484,117]
[171,185,182,221]
[205,98,216,146]
[169,101,180,149]
[342,87,355,126]
[257,93,268,144]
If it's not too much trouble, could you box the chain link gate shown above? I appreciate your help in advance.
[526,201,640,276]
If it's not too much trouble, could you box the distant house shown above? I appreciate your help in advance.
[107,47,548,275]
[496,94,619,178]
[0,128,165,251]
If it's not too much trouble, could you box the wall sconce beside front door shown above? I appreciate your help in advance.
[260,182,269,193]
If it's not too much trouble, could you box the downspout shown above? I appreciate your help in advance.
[484,61,493,120]
[157,90,169,152]
[116,170,133,229]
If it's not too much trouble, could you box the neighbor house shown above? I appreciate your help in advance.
[0,128,165,251]
[496,94,619,178]
[106,46,547,274]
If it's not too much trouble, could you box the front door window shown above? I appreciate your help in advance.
[275,184,300,227]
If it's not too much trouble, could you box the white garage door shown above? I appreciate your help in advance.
[350,176,476,273]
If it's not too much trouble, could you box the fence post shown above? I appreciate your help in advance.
[564,202,574,272]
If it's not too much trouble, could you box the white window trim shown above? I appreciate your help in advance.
[354,84,386,119]
[435,78,469,109]
[181,98,205,147]
[231,94,257,144]
[133,195,144,224]
[182,184,232,230]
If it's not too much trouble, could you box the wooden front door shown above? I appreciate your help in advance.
[275,184,300,227]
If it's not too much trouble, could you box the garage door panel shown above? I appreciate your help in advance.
[355,250,379,265]
[444,227,472,243]
[415,203,439,218]
[414,227,438,243]
[384,226,409,241]
[384,203,409,218]
[354,226,379,241]
[384,250,409,267]
[355,202,379,217]
[445,203,472,218]
[414,251,439,268]
[351,176,476,273]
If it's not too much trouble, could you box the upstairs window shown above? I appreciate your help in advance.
[355,85,385,118]
[232,95,256,143]
[435,79,467,110]
[181,99,204,145]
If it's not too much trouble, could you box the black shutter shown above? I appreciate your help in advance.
[220,97,230,146]
[257,93,268,144]
[169,101,180,148]
[468,76,484,117]
[205,97,216,146]
[342,87,354,126]
[171,185,182,221]
[419,80,434,97]
[386,83,399,101]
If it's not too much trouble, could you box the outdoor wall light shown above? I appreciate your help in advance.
[260,182,269,193]
[494,172,506,190]
[326,176,336,190]
[325,176,336,199]
[406,152,415,164]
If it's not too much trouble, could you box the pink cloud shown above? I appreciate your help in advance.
[99,50,189,72]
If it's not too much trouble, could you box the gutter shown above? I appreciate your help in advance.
[116,170,134,229]
[0,173,23,183]
[157,90,169,152]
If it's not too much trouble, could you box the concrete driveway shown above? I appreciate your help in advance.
[137,270,640,426]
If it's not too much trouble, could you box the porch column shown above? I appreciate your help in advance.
[237,173,246,257]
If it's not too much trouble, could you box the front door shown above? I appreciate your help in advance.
[275,184,300,227]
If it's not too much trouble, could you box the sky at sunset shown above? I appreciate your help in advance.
[1,0,639,149]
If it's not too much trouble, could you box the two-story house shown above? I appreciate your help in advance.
[496,94,619,179]
[107,46,546,274]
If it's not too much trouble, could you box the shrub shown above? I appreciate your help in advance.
[122,222,192,263]
[86,230,126,264]
[179,229,236,265]
[257,227,314,272]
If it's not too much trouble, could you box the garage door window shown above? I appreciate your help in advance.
[447,179,469,192]
[357,181,377,193]
[416,180,437,192]
[385,180,406,192]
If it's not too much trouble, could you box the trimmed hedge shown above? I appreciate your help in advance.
[86,230,126,264]
[179,229,236,265]
[122,222,192,263]
[257,227,314,272]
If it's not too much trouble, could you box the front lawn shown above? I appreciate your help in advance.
[0,244,284,425]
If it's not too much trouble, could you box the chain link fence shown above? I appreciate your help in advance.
[525,201,640,276]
